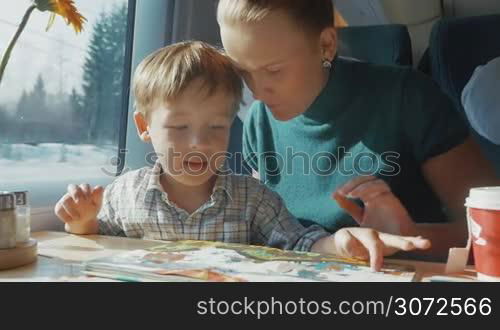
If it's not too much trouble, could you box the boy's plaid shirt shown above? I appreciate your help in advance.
[98,162,330,251]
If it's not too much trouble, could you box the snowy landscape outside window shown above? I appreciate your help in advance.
[0,0,131,186]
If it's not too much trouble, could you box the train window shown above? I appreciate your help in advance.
[0,0,135,213]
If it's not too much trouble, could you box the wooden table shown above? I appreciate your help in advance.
[0,231,479,282]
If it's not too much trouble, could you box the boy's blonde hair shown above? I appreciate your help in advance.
[133,41,243,118]
[217,0,334,35]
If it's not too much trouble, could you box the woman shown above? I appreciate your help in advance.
[217,0,499,261]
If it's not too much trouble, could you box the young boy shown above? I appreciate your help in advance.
[54,41,430,271]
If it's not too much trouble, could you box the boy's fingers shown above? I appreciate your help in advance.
[80,184,91,196]
[347,180,391,202]
[333,192,364,224]
[405,236,432,250]
[342,233,370,260]
[67,184,85,203]
[379,234,431,252]
[55,197,73,223]
[62,199,81,221]
[55,205,73,223]
[332,230,370,260]
[378,233,415,252]
[352,229,384,271]
[336,176,377,195]
[91,186,104,209]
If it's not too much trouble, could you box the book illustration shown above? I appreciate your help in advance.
[147,240,413,276]
[84,240,415,282]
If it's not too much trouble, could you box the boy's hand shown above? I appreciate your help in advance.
[312,228,431,271]
[333,176,417,236]
[54,184,104,235]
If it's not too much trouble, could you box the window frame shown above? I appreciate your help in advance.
[120,0,176,173]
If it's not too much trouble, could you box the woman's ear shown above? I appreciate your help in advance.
[320,27,338,62]
[134,111,151,142]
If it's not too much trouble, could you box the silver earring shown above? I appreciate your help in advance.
[322,59,332,69]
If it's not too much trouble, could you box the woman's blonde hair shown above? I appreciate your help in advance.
[217,0,335,34]
[133,41,243,119]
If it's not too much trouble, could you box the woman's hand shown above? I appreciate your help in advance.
[333,176,417,236]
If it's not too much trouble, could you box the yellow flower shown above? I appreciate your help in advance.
[34,0,87,33]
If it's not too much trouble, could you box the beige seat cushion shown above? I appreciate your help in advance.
[378,0,442,65]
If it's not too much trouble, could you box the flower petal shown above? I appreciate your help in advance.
[47,0,87,33]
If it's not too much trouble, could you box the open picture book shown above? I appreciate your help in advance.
[83,240,417,282]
